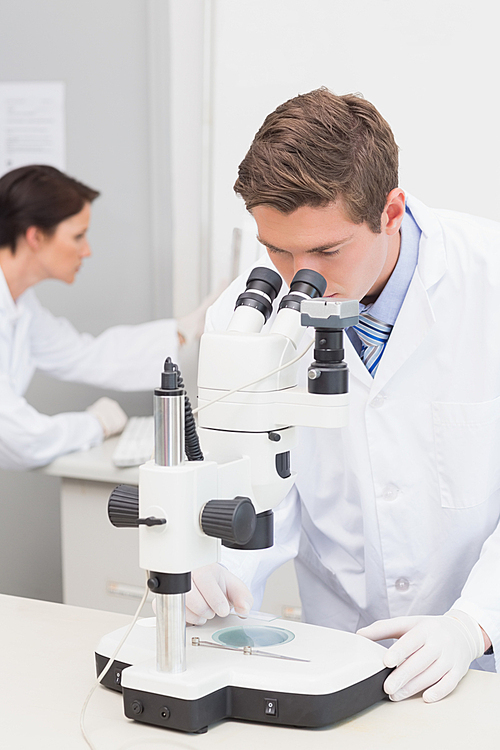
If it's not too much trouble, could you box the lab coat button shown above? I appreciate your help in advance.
[370,394,386,409]
[383,485,400,501]
[395,577,410,592]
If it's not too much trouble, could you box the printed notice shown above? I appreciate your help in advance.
[0,82,65,177]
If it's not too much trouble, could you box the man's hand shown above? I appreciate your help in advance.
[186,563,253,625]
[357,610,485,703]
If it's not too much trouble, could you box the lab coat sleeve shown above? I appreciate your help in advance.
[28,295,179,391]
[220,485,302,610]
[0,372,103,470]
[450,526,500,672]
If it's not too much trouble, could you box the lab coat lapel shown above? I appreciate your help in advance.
[345,333,372,389]
[370,269,435,394]
[10,301,32,388]
[369,194,447,394]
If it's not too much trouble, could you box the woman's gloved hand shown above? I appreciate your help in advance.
[186,563,253,625]
[357,610,486,703]
[86,397,128,438]
[176,282,228,346]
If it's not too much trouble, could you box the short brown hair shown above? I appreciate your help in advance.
[234,88,399,233]
[0,165,99,253]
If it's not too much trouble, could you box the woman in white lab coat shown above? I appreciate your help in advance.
[0,165,199,470]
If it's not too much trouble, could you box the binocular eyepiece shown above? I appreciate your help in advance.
[233,267,282,324]
[234,267,327,324]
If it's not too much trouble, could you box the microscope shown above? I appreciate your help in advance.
[95,267,390,732]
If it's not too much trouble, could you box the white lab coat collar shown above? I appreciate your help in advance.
[0,264,25,322]
[348,194,446,393]
[405,194,447,291]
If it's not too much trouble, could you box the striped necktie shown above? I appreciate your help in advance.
[353,312,392,376]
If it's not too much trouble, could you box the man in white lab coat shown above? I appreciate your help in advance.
[186,88,500,704]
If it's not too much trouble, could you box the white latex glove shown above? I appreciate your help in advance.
[186,563,253,625]
[357,610,485,703]
[176,282,227,346]
[86,397,128,438]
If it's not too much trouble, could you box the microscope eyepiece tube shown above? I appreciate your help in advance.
[287,269,327,299]
[227,267,282,332]
[278,269,327,312]
[271,269,328,347]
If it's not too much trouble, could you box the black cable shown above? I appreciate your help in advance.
[176,368,204,461]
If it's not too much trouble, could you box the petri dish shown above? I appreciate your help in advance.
[212,625,295,648]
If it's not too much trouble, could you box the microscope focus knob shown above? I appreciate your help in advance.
[108,484,140,527]
[201,497,257,545]
[108,484,167,528]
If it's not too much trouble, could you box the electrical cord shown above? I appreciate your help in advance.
[177,368,204,461]
[80,572,150,749]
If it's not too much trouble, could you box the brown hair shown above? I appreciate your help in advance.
[234,88,399,233]
[0,165,100,252]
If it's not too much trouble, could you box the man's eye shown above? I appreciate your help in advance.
[318,249,341,258]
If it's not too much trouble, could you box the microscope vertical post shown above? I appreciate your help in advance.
[154,361,186,674]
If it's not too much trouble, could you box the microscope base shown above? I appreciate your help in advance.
[95,614,391,733]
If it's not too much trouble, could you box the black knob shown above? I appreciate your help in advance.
[108,484,140,527]
[201,497,257,545]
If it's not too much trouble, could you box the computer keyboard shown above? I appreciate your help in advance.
[112,416,155,467]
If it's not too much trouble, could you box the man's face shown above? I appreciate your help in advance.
[253,190,404,302]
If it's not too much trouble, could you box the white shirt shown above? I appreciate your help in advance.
[207,194,500,672]
[0,267,178,469]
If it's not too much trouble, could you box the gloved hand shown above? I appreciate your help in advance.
[177,282,227,346]
[86,397,128,438]
[186,563,253,625]
[357,610,485,703]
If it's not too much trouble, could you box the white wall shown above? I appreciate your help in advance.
[207,0,500,285]
[168,0,207,314]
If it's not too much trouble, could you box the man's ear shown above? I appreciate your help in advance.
[383,188,406,236]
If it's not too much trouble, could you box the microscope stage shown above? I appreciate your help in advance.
[95,614,390,732]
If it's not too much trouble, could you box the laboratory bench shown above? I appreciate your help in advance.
[0,592,499,749]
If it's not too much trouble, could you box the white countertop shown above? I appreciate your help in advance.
[1,593,499,749]
[44,437,140,485]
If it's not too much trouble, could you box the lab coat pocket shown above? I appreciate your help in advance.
[432,396,500,509]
